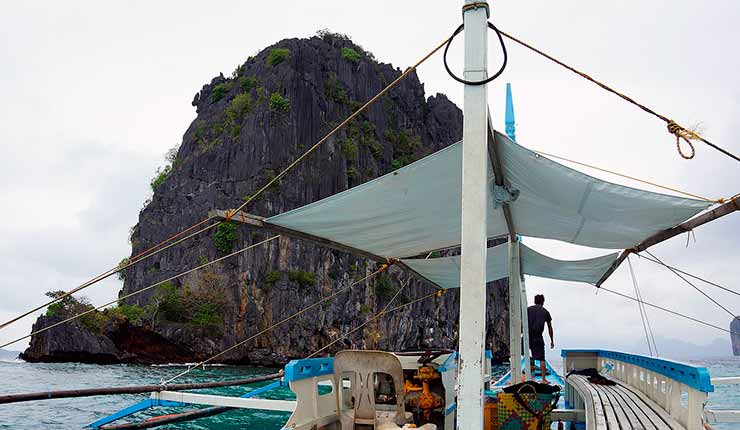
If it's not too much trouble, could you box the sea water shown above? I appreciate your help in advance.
[0,357,738,429]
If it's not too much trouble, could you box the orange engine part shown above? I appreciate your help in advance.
[405,365,444,422]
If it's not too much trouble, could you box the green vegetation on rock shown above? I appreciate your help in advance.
[267,48,290,66]
[288,270,317,289]
[211,82,232,103]
[213,222,238,253]
[226,93,254,122]
[269,92,291,113]
[264,271,282,287]
[341,47,361,63]
[150,165,171,191]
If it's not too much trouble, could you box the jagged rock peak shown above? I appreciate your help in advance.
[24,31,512,366]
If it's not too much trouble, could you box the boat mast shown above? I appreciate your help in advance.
[458,1,489,428]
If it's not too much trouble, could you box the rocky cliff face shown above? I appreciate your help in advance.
[24,33,511,365]
[732,317,740,356]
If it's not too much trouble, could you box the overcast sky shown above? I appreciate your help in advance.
[1,1,738,358]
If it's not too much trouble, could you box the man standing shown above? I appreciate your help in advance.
[528,294,554,382]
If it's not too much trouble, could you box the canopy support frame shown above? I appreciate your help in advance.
[595,196,739,286]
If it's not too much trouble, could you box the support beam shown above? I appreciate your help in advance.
[153,391,297,412]
[209,210,387,263]
[508,238,522,380]
[0,372,283,405]
[210,209,445,290]
[520,275,532,381]
[704,409,740,423]
[457,1,489,428]
[711,376,740,385]
[487,115,517,239]
[596,196,739,286]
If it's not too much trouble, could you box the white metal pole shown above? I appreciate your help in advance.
[508,238,522,381]
[521,274,532,380]
[457,1,489,429]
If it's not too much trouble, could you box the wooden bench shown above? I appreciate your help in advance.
[567,374,686,430]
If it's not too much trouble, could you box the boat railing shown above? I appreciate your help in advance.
[562,349,718,430]
[282,357,338,430]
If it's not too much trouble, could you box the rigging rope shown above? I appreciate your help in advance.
[628,257,653,356]
[0,217,220,331]
[0,235,280,350]
[308,275,413,358]
[0,35,451,333]
[310,289,442,359]
[160,263,394,385]
[499,30,740,164]
[531,149,723,203]
[595,285,740,336]
[627,256,658,357]
[637,254,740,298]
[645,250,738,319]
[230,36,451,217]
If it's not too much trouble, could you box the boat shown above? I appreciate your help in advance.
[1,1,739,430]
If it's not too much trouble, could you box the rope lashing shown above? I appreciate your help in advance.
[666,120,697,159]
[443,21,508,86]
[461,2,490,16]
[498,29,740,164]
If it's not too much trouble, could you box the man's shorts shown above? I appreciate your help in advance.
[529,337,546,361]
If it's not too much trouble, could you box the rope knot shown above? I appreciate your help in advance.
[666,120,697,159]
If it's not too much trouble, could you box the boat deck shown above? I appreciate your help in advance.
[568,374,685,430]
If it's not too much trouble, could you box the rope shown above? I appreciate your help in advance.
[637,254,740,298]
[160,263,394,385]
[595,285,740,336]
[309,288,441,359]
[308,275,414,358]
[231,36,450,216]
[0,235,280,350]
[499,30,740,164]
[443,21,508,86]
[0,217,220,331]
[627,257,653,356]
[532,149,723,203]
[0,35,450,333]
[645,250,738,319]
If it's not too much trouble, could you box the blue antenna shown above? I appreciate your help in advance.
[505,83,516,142]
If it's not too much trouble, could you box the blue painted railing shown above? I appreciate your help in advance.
[561,349,714,392]
[284,357,334,382]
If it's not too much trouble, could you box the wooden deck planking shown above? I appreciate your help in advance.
[598,384,634,430]
[570,375,609,430]
[613,384,684,430]
[606,387,655,430]
[608,385,667,430]
[567,374,686,430]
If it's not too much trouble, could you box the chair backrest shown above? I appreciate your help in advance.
[333,350,406,428]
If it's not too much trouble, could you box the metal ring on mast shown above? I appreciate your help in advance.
[443,21,508,85]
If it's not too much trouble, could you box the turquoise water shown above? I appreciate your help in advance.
[0,357,738,429]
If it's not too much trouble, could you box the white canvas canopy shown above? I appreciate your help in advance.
[401,243,618,289]
[267,130,710,259]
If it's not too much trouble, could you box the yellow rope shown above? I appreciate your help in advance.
[161,262,394,385]
[0,235,280,350]
[499,29,740,164]
[531,148,724,203]
[232,36,451,215]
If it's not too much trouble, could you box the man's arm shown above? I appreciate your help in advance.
[547,320,554,349]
